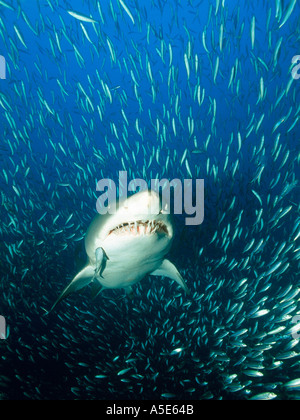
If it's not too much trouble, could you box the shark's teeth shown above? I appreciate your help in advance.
[108,220,168,236]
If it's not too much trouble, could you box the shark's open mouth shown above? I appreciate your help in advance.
[108,220,169,236]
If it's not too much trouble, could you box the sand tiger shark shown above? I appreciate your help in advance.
[49,190,189,313]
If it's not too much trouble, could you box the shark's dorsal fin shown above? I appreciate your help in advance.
[46,265,95,314]
[150,259,190,294]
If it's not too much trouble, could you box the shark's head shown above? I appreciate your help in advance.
[47,189,189,314]
[85,190,174,264]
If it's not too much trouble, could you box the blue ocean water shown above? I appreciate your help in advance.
[0,0,299,400]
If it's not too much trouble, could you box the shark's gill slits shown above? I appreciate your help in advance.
[108,220,169,236]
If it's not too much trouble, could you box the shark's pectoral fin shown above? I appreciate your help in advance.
[47,265,95,314]
[150,259,190,295]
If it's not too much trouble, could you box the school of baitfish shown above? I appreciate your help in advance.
[0,0,299,400]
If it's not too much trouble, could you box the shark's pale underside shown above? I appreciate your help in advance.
[49,190,189,312]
